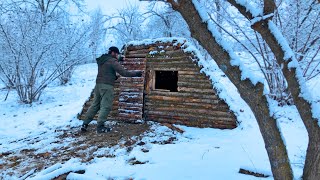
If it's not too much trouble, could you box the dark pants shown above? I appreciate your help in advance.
[83,83,114,126]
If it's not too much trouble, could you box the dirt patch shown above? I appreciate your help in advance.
[1,121,152,178]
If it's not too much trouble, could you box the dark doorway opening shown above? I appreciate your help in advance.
[155,71,178,92]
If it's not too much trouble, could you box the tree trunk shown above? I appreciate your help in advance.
[227,0,320,179]
[166,0,293,179]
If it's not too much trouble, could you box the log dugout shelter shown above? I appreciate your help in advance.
[78,39,237,129]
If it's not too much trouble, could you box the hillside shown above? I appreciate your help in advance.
[0,63,308,179]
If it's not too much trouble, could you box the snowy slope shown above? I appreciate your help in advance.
[0,56,308,179]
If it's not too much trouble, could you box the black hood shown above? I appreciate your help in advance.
[96,54,113,65]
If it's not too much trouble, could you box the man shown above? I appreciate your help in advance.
[81,46,142,133]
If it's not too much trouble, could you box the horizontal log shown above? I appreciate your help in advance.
[145,115,236,126]
[146,116,236,129]
[118,106,142,111]
[178,87,216,93]
[178,71,203,75]
[118,109,142,115]
[126,45,178,54]
[148,91,218,99]
[126,42,177,51]
[146,95,219,104]
[122,58,146,62]
[178,77,211,84]
[118,113,142,119]
[119,91,143,96]
[121,61,146,65]
[146,59,190,64]
[178,82,213,89]
[150,67,199,72]
[120,78,145,82]
[145,106,233,117]
[146,108,234,119]
[145,101,230,110]
[178,74,208,81]
[120,82,144,86]
[146,56,190,62]
[122,63,146,68]
[155,50,186,57]
[125,54,147,58]
[119,88,144,92]
[147,63,198,69]
[119,83,144,88]
[144,111,235,121]
[118,102,143,107]
[119,96,143,102]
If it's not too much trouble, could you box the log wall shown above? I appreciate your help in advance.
[78,40,237,129]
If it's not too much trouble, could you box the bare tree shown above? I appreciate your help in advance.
[205,3,292,106]
[87,8,107,62]
[224,0,319,179]
[144,3,189,38]
[274,0,320,81]
[140,0,293,178]
[0,0,91,103]
[106,3,147,46]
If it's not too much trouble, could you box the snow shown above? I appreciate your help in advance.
[268,22,296,62]
[250,13,274,25]
[268,21,320,125]
[191,0,264,86]
[0,37,310,179]
[234,0,263,17]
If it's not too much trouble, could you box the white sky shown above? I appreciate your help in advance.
[85,0,142,14]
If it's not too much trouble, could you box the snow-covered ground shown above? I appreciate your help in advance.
[0,62,308,179]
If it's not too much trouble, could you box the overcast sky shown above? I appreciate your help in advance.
[85,0,142,14]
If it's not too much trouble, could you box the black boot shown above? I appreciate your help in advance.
[81,124,88,132]
[97,125,111,133]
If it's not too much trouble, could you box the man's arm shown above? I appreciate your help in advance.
[112,59,142,77]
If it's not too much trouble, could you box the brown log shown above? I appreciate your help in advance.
[178,82,213,89]
[125,54,147,58]
[147,56,190,62]
[126,42,179,51]
[178,80,213,87]
[126,45,178,54]
[146,114,236,125]
[118,102,143,107]
[145,101,230,110]
[150,67,199,72]
[121,61,146,65]
[119,95,143,102]
[118,113,142,119]
[146,64,198,70]
[146,110,235,121]
[122,58,146,62]
[178,87,216,93]
[146,116,236,129]
[178,74,209,81]
[148,91,218,99]
[146,95,220,104]
[178,71,204,75]
[145,106,233,117]
[120,79,144,84]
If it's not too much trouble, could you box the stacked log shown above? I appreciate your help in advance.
[78,39,237,129]
[117,57,146,121]
[125,42,237,129]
